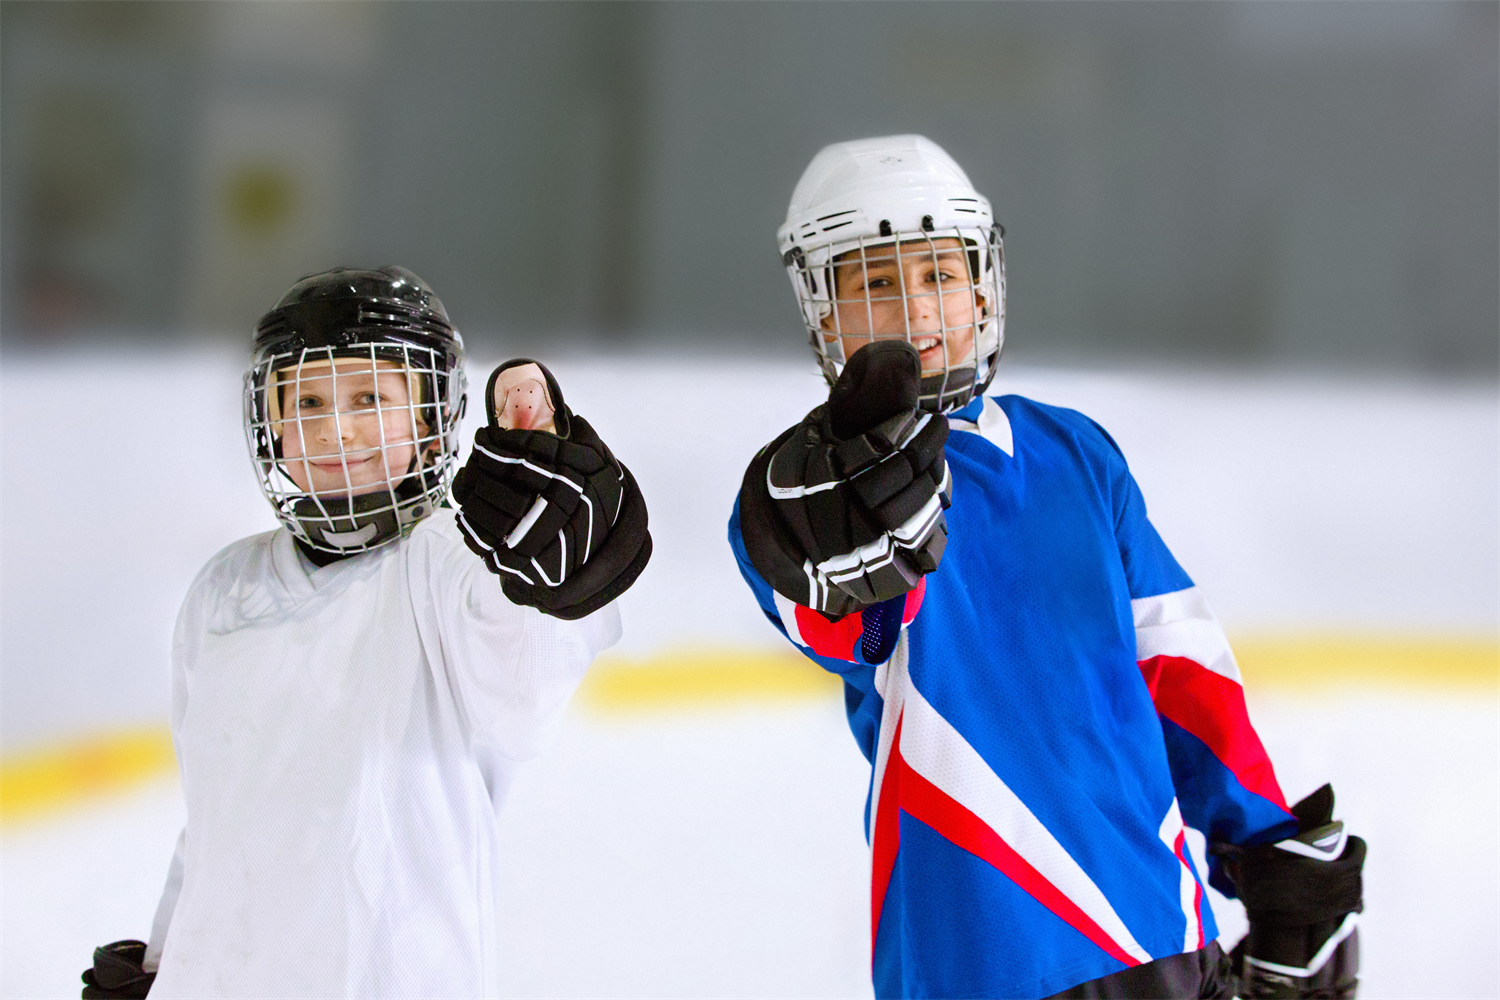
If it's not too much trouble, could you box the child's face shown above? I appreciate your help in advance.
[276,359,430,497]
[824,238,987,374]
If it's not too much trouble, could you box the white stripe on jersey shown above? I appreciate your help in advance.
[1132,586,1242,684]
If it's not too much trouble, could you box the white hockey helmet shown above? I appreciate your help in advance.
[778,135,1005,413]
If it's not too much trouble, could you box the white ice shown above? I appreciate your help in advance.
[4,692,1496,998]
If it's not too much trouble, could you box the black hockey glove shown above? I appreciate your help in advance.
[1216,784,1365,999]
[453,359,651,620]
[80,940,155,999]
[738,340,951,617]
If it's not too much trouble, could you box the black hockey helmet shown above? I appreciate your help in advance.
[252,266,461,362]
[244,266,468,555]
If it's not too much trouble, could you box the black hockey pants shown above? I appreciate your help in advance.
[1045,942,1237,999]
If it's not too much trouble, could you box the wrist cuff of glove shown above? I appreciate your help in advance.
[82,940,156,999]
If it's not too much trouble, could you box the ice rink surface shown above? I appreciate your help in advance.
[4,691,1496,998]
[3,348,1497,997]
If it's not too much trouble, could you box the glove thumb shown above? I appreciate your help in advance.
[484,359,573,437]
[1290,783,1336,833]
[826,340,921,440]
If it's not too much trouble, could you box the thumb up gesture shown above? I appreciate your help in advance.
[453,360,651,620]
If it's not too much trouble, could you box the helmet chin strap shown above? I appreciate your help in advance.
[918,365,978,413]
[286,437,446,563]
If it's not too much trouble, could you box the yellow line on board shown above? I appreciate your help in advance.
[1,726,175,824]
[1232,636,1499,689]
[3,637,1493,823]
[579,648,840,709]
[579,638,1494,707]
[579,637,1499,709]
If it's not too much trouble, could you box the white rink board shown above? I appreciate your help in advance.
[2,347,1497,998]
[3,347,1494,750]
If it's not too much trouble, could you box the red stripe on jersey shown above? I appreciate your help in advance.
[870,712,1142,969]
[1172,829,1205,949]
[792,605,863,661]
[897,755,1143,968]
[870,716,905,954]
[1139,655,1288,810]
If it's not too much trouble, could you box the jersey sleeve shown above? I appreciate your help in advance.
[729,494,923,669]
[1102,426,1298,894]
[415,513,621,763]
[146,550,222,972]
[730,494,915,766]
[143,828,186,973]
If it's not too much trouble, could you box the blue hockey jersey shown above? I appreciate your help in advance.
[729,394,1297,999]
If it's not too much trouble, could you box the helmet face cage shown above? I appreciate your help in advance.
[787,223,1005,414]
[244,339,467,555]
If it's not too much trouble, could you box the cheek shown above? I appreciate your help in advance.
[941,289,979,321]
[283,451,312,491]
[380,406,419,441]
[381,440,418,477]
[828,300,854,330]
[278,427,303,460]
[833,298,890,337]
[839,332,880,359]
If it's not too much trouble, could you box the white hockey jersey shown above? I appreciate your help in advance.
[143,509,620,998]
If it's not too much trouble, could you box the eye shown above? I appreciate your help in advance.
[296,394,323,411]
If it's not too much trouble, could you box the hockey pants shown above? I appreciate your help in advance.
[1045,942,1236,1000]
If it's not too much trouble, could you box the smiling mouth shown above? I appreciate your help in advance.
[911,336,943,354]
[299,456,385,484]
[303,450,380,465]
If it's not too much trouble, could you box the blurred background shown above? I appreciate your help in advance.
[2,3,1496,998]
[3,0,1496,366]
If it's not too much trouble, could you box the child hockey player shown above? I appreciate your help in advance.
[80,266,650,998]
[730,136,1364,999]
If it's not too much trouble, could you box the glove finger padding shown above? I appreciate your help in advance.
[746,341,950,616]
[501,459,651,621]
[458,421,625,587]
[455,361,650,619]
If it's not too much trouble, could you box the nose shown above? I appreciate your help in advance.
[304,410,353,445]
[905,288,942,331]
